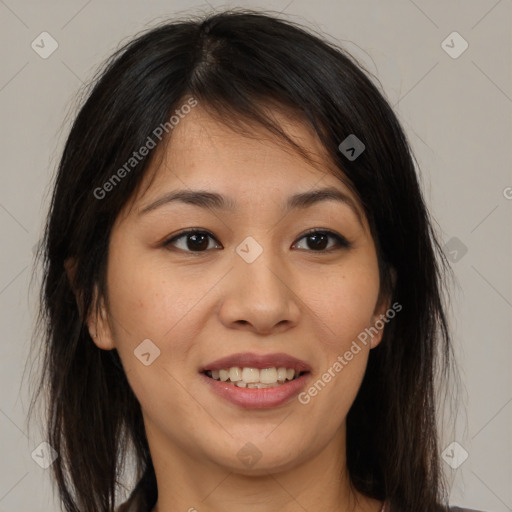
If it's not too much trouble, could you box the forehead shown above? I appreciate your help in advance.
[119,104,367,233]
[169,104,325,157]
[142,105,349,195]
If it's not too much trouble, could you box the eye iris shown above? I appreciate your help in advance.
[188,233,209,251]
[307,233,328,250]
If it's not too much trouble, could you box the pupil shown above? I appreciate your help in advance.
[308,233,327,250]
[188,233,208,251]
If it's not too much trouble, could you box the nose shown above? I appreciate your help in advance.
[217,244,301,335]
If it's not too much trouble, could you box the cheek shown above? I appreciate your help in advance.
[295,252,380,423]
[106,248,199,335]
[303,258,380,349]
[105,254,208,416]
[105,245,223,375]
[298,276,377,431]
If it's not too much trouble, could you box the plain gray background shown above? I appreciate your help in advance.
[0,1,511,511]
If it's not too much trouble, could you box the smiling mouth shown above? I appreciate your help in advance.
[203,367,308,389]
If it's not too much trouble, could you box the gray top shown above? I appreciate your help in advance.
[117,497,486,512]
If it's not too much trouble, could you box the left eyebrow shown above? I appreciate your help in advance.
[138,186,364,226]
[286,187,363,226]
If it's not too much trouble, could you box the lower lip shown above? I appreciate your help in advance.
[200,372,310,409]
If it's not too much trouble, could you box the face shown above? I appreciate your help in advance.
[89,105,390,477]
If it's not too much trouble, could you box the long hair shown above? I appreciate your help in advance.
[28,9,460,512]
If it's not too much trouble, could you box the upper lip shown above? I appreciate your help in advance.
[201,352,312,373]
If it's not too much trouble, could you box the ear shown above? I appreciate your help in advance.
[86,284,116,350]
[64,257,115,350]
[369,267,397,349]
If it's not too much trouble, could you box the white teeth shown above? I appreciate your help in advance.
[277,367,287,382]
[229,367,242,382]
[247,382,275,389]
[260,367,277,383]
[242,367,260,383]
[206,366,303,387]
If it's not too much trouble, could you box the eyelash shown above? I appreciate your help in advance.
[162,228,352,253]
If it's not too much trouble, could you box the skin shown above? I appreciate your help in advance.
[87,105,390,512]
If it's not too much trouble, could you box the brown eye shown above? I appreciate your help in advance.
[164,230,222,252]
[293,230,351,252]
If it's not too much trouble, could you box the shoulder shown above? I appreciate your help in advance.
[450,506,487,512]
[115,503,140,512]
[115,480,157,512]
[115,503,133,512]
[382,504,487,512]
[115,495,140,512]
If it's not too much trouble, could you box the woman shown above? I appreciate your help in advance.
[30,9,483,512]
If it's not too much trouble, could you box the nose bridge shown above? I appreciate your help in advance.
[236,234,287,298]
[219,234,300,332]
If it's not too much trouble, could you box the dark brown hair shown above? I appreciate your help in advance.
[28,9,460,512]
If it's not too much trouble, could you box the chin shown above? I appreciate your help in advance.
[204,437,308,476]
